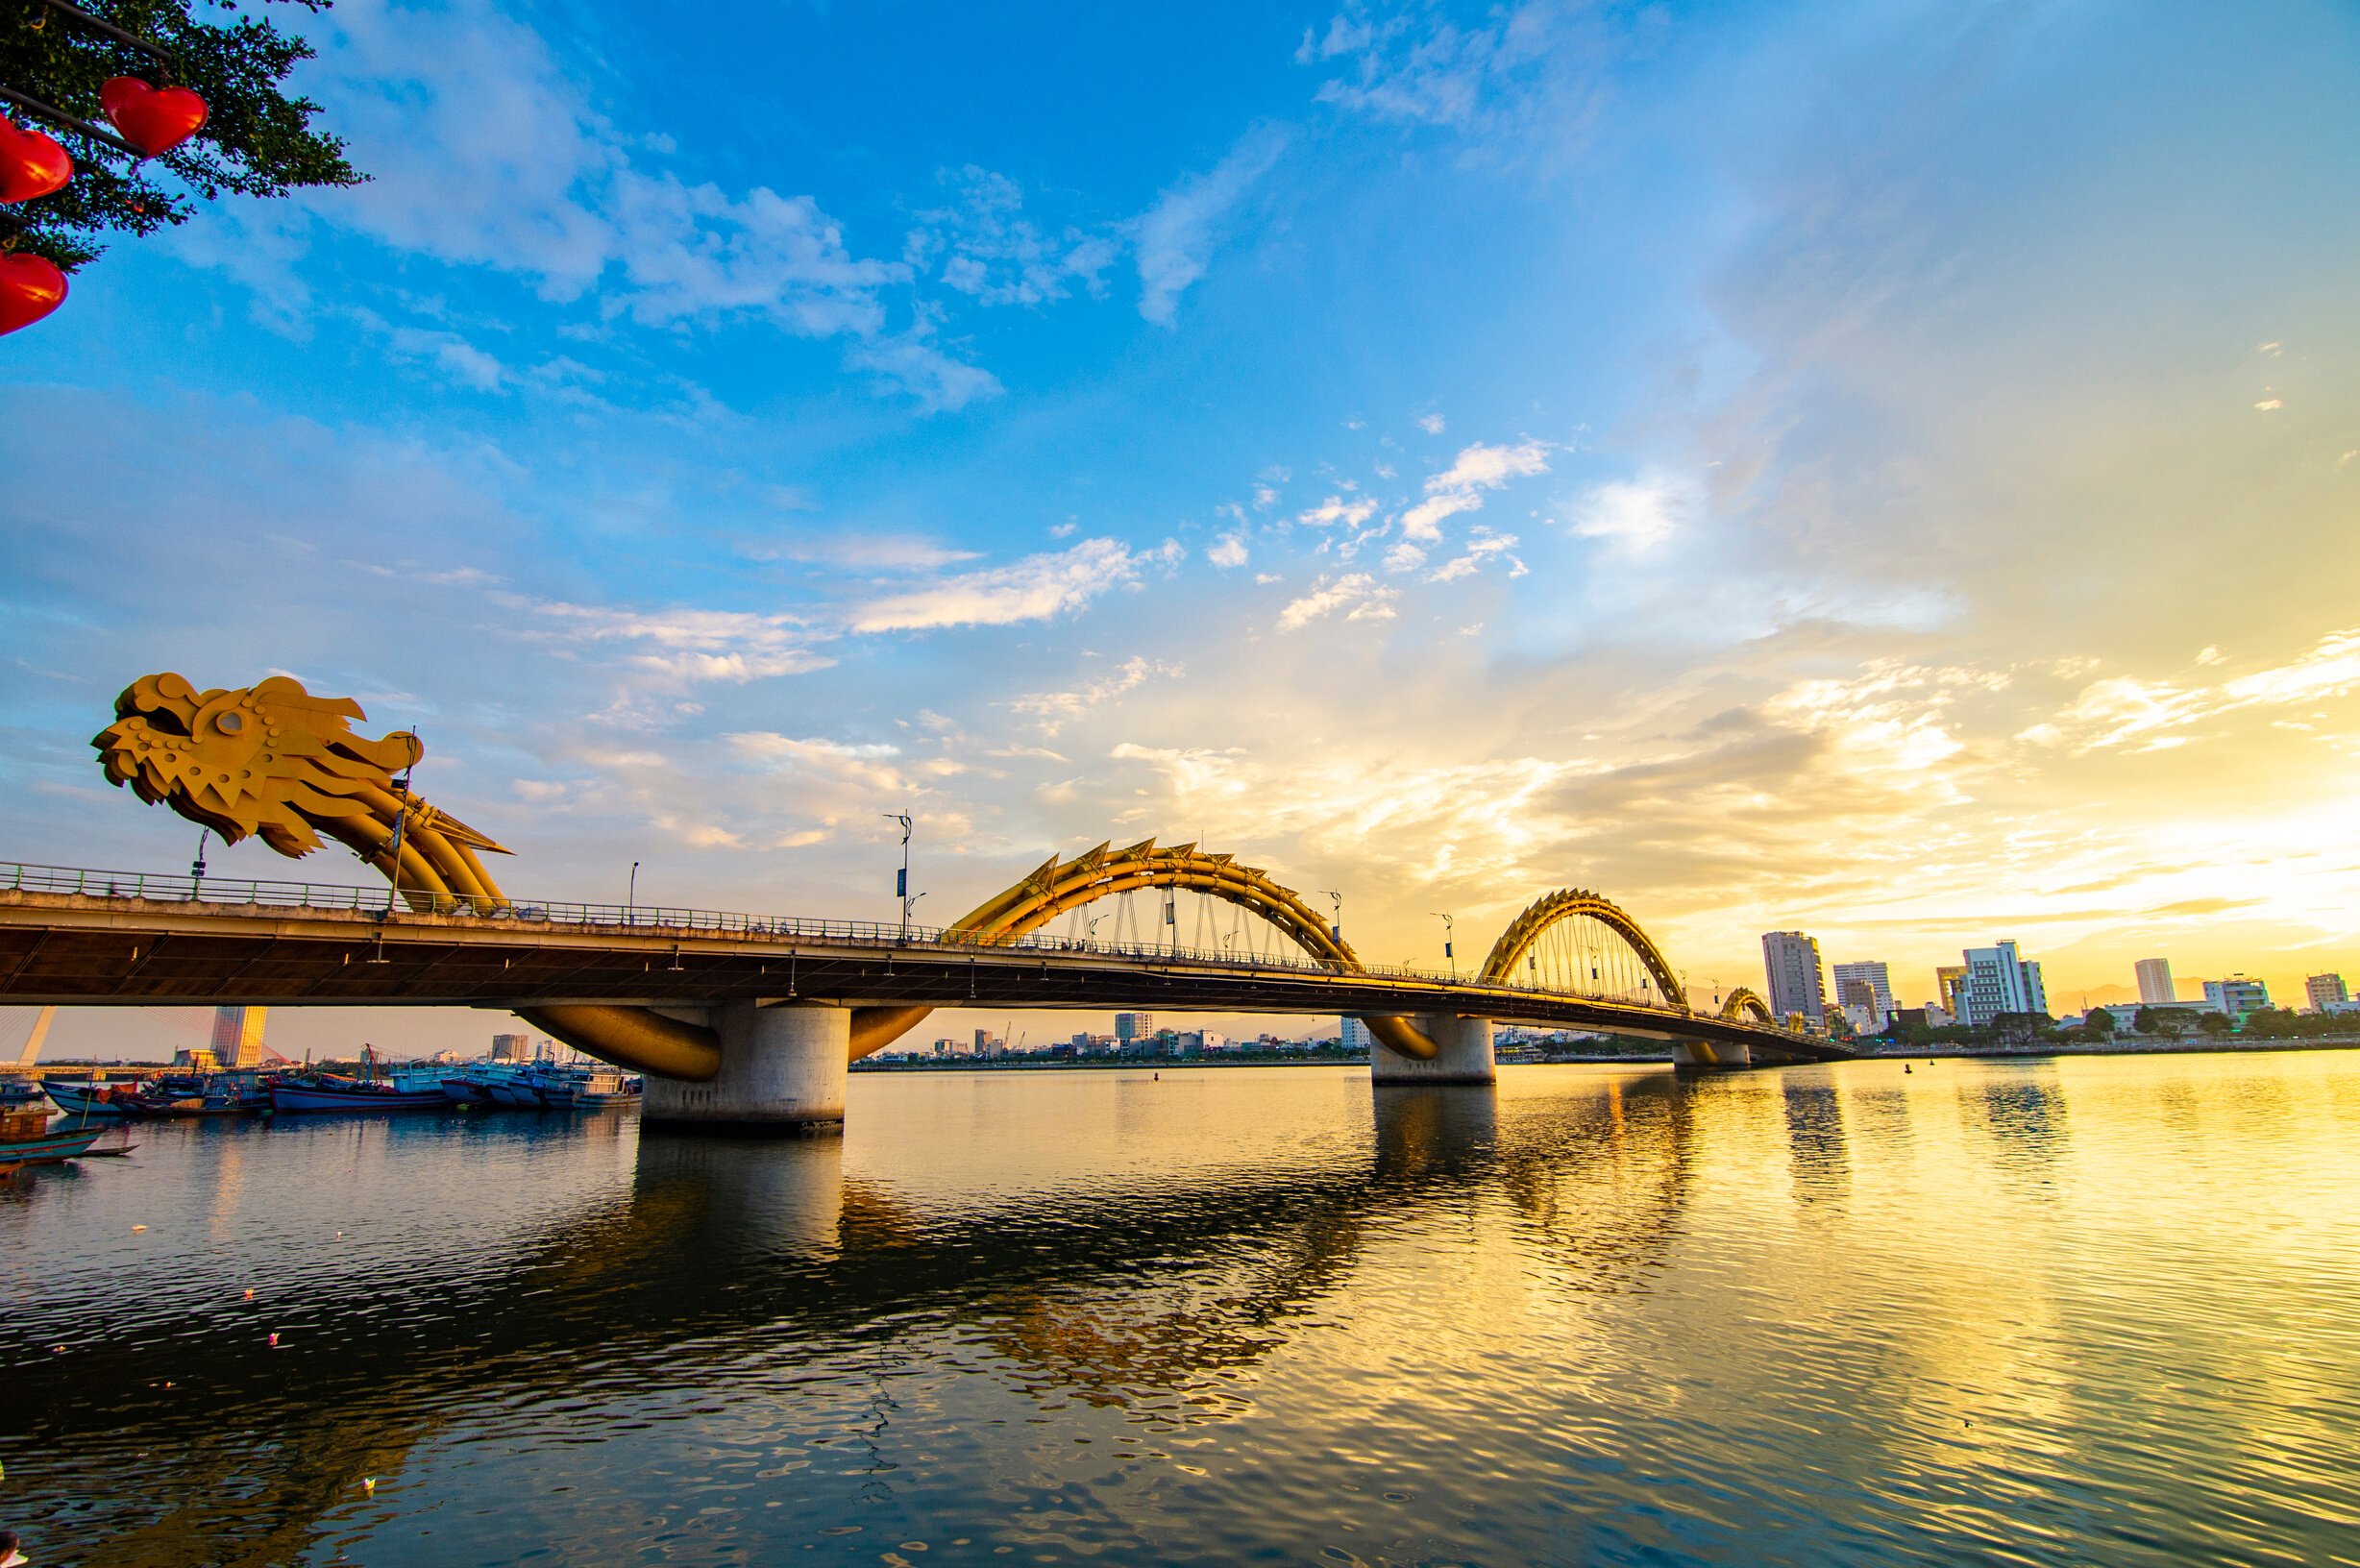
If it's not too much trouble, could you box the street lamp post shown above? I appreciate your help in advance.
[1433,912,1456,979]
[384,732,417,917]
[884,813,915,943]
[627,861,640,922]
[1323,891,1343,946]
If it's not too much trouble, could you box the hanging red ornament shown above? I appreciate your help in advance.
[0,116,73,205]
[0,253,68,336]
[99,77,209,158]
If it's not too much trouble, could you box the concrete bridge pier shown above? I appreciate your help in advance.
[1367,1013,1496,1087]
[641,1001,848,1135]
[1671,1039,1754,1074]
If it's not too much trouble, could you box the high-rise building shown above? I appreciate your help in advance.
[2134,958,2176,1006]
[209,1005,269,1068]
[1830,961,1895,1026]
[2203,976,2269,1017]
[490,1032,531,1063]
[1960,942,2048,1026]
[1934,966,1969,1019]
[1115,1013,1152,1042]
[2306,973,2349,1013]
[1340,1017,1372,1053]
[1760,932,1828,1022]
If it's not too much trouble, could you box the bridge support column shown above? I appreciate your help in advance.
[1672,1040,1753,1073]
[1368,1013,1495,1087]
[642,1002,848,1135]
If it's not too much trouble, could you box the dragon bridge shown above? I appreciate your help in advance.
[87,671,1804,1092]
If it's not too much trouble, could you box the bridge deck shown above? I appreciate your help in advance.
[0,887,1852,1062]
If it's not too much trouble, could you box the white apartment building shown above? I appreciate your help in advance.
[2306,973,2349,1013]
[1961,942,2049,1026]
[2202,976,2269,1017]
[2134,958,2176,1006]
[1831,961,1895,1026]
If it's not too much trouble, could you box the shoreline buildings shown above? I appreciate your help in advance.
[2202,975,2270,1018]
[2134,957,2176,1005]
[1831,961,1895,1030]
[1760,931,1828,1022]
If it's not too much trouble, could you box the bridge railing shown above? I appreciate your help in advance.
[0,859,1744,1018]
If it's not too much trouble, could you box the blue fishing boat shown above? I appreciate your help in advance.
[40,1076,147,1116]
[269,1049,449,1114]
[270,1074,449,1113]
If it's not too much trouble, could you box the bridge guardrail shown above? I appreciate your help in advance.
[0,859,1766,1020]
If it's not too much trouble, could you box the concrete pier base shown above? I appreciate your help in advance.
[1671,1039,1753,1073]
[642,1002,849,1134]
[1368,1013,1496,1086]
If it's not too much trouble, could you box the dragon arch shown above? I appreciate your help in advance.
[848,838,1448,1062]
[1477,888,1687,1008]
[1717,986,1774,1024]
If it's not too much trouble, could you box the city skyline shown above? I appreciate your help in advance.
[4,1,2355,1059]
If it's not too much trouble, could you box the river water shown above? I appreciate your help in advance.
[4,1052,2356,1567]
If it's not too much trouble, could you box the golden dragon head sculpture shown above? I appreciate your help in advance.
[93,673,510,908]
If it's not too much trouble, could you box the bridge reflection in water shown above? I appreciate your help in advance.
[9,1053,2358,1568]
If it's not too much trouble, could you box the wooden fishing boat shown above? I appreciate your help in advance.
[0,1108,131,1164]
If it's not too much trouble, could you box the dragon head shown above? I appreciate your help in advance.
[93,674,502,867]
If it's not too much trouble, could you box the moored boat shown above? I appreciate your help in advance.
[269,1073,451,1114]
[0,1107,132,1164]
[568,1068,641,1108]
[40,1077,147,1116]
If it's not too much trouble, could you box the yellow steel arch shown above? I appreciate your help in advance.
[1478,889,1687,1010]
[849,839,1456,1064]
[945,838,1359,968]
[1717,986,1773,1024]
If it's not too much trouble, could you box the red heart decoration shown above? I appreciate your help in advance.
[0,115,73,205]
[100,77,209,158]
[0,253,68,337]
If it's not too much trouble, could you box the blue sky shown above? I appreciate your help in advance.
[6,0,2358,1055]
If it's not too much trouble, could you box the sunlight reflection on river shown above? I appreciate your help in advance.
[4,1053,2356,1566]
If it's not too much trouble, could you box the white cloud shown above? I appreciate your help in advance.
[518,599,836,683]
[1010,656,1184,736]
[1400,438,1551,540]
[906,165,1117,307]
[254,0,994,406]
[1296,495,1377,528]
[726,732,916,797]
[1208,533,1250,569]
[2018,629,2360,753]
[1132,124,1291,326]
[749,535,980,570]
[845,316,1005,411]
[1298,0,1617,156]
[1417,412,1446,433]
[1570,470,1689,551]
[1277,573,1398,630]
[848,538,1151,633]
[1382,541,1427,573]
[1426,527,1518,581]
